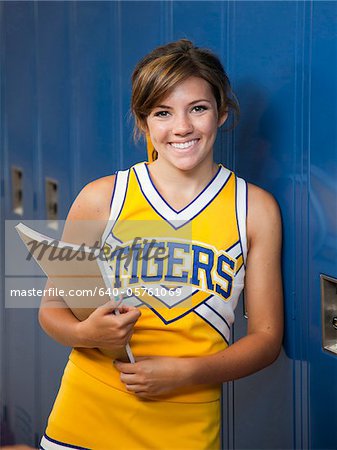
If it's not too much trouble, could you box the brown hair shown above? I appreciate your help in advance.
[131,39,239,142]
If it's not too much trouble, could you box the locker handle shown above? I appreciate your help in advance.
[333,317,337,330]
[321,274,337,355]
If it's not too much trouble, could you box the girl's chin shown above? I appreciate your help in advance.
[167,152,213,170]
[166,158,204,172]
[154,147,213,172]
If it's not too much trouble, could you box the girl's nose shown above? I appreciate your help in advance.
[172,113,194,135]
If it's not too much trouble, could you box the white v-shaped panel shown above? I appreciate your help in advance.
[133,163,232,228]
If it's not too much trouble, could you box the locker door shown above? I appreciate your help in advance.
[308,2,337,448]
[34,1,73,438]
[2,2,38,446]
[70,1,119,187]
[230,1,297,449]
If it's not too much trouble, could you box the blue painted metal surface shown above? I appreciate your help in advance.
[308,2,337,448]
[35,2,73,219]
[2,2,38,446]
[223,2,296,448]
[1,1,337,449]
[69,1,118,187]
[0,0,6,444]
[34,2,73,437]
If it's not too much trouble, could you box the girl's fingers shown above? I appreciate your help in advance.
[120,372,138,384]
[114,360,136,373]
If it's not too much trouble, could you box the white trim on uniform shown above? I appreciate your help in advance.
[236,176,248,265]
[101,168,130,245]
[194,302,231,343]
[205,295,235,327]
[225,241,242,260]
[40,434,89,450]
[133,162,232,227]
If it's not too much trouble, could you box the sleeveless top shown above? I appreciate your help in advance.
[69,161,247,403]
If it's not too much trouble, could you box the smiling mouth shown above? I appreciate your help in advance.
[169,139,199,149]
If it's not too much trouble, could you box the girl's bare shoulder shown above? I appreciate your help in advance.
[61,174,116,245]
[68,174,116,221]
[247,182,279,210]
[247,182,281,241]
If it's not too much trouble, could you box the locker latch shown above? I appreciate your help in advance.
[321,274,337,355]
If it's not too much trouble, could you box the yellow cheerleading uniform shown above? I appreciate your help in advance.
[41,162,247,450]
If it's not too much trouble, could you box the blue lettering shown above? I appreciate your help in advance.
[190,245,214,290]
[141,242,164,282]
[215,254,234,299]
[112,246,129,288]
[129,244,141,284]
[164,242,189,282]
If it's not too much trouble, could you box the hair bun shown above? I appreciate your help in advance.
[177,38,194,52]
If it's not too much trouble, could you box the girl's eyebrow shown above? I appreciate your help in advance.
[189,99,212,105]
[154,99,212,109]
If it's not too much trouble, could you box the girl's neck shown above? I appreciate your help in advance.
[147,158,219,211]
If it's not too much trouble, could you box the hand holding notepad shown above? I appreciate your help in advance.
[15,222,135,363]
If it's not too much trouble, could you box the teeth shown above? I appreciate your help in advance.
[170,139,198,149]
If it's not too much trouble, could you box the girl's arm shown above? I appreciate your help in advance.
[39,175,141,351]
[186,183,283,384]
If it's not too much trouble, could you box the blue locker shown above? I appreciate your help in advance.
[2,1,38,446]
[231,1,337,449]
[308,2,337,448]
[69,1,119,187]
[2,1,337,448]
[172,1,225,54]
[171,1,232,166]
[230,1,297,448]
[229,2,297,449]
[35,1,73,218]
[34,1,73,437]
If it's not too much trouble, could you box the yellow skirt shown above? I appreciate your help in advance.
[42,360,220,450]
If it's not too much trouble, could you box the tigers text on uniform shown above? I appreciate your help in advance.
[104,238,236,301]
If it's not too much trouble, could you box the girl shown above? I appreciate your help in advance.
[39,39,283,450]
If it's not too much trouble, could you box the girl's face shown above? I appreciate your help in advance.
[146,76,227,172]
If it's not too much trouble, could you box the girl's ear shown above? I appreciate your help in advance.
[218,111,228,127]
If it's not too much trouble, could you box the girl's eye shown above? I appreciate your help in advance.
[192,105,208,113]
[153,111,170,117]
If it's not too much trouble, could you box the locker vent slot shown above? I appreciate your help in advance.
[45,178,58,230]
[321,274,337,355]
[11,166,23,215]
